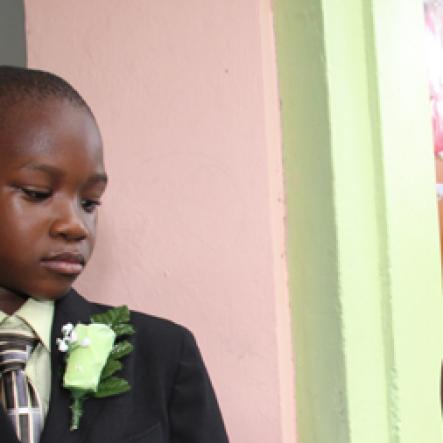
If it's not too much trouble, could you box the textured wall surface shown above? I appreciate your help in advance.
[24,1,296,442]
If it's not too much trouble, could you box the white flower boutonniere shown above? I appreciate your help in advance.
[57,306,135,430]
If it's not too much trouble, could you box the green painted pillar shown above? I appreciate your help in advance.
[274,0,443,442]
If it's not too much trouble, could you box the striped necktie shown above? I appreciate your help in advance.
[0,332,43,443]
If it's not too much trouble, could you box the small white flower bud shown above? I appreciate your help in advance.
[62,323,74,336]
[56,338,69,352]
[80,338,91,347]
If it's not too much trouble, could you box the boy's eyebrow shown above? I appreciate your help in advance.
[22,164,108,184]
[87,173,108,186]
[22,163,64,177]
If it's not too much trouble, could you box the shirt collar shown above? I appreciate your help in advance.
[0,298,54,351]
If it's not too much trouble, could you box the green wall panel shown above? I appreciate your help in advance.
[274,0,443,441]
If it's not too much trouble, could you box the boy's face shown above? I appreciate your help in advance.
[0,98,107,301]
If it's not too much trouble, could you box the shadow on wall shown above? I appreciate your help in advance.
[0,0,26,66]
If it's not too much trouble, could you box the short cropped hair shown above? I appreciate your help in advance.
[0,65,92,114]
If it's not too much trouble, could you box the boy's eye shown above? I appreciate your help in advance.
[81,199,101,213]
[21,187,52,201]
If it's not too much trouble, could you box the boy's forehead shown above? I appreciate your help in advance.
[0,98,102,156]
[0,99,104,181]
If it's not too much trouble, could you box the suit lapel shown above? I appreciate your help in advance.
[40,289,106,443]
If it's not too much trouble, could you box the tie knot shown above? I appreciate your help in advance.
[0,333,37,372]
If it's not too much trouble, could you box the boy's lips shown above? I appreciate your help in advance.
[40,252,85,276]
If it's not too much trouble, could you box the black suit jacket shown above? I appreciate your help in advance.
[0,289,229,443]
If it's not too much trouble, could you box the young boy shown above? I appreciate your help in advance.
[0,66,229,443]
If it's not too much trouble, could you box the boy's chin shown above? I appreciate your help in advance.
[30,284,73,302]
[29,273,80,301]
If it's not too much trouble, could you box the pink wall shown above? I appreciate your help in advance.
[24,1,296,441]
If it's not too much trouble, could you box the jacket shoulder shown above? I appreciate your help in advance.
[90,301,194,362]
[91,301,190,339]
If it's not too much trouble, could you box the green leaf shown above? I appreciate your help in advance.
[113,323,135,337]
[91,305,130,327]
[110,340,133,359]
[100,358,122,380]
[94,377,131,398]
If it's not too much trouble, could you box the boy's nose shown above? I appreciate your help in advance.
[50,201,89,241]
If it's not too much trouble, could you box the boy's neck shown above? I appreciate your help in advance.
[0,288,28,315]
